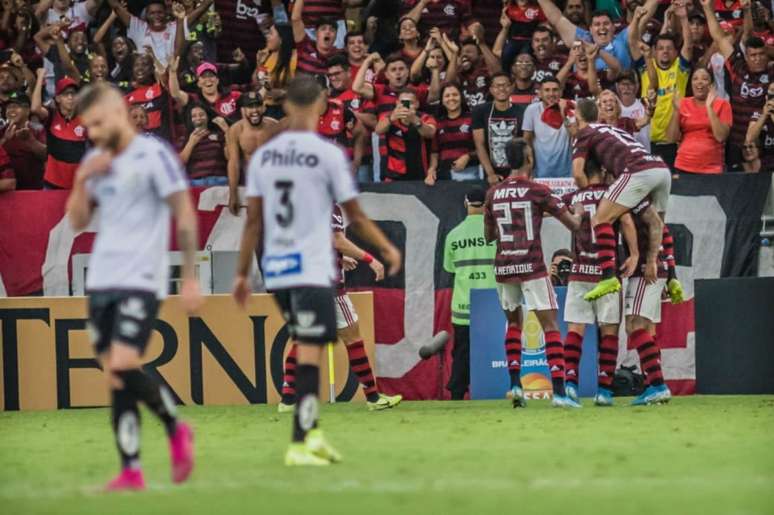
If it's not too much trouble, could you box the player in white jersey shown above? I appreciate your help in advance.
[233,77,401,466]
[66,83,203,492]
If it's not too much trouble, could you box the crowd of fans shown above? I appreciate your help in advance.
[0,0,772,194]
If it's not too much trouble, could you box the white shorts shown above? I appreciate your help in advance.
[334,293,358,330]
[496,277,558,312]
[625,277,667,323]
[564,280,622,325]
[605,167,671,213]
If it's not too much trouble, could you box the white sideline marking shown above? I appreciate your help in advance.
[1,476,772,500]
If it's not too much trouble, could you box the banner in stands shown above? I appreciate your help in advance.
[0,174,770,400]
[0,294,374,411]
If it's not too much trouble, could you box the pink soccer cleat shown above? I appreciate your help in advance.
[169,421,194,483]
[105,467,146,492]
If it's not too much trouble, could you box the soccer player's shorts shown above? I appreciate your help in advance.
[334,293,358,330]
[565,280,621,325]
[496,277,558,312]
[273,286,337,344]
[624,277,667,323]
[87,290,160,355]
[605,167,672,213]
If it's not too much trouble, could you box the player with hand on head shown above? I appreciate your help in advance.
[233,76,401,466]
[65,83,202,491]
[484,138,583,409]
[572,98,671,302]
[561,158,639,406]
[624,199,683,405]
[277,203,403,413]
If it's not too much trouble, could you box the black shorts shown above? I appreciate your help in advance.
[272,286,337,344]
[87,289,160,355]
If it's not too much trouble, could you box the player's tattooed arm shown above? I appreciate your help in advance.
[619,213,639,278]
[640,205,664,284]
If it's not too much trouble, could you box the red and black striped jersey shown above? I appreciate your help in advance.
[724,53,772,147]
[379,112,436,180]
[562,184,608,283]
[43,109,87,188]
[186,129,227,179]
[318,99,354,154]
[295,35,342,76]
[373,83,429,157]
[125,83,171,139]
[573,124,666,177]
[400,0,472,41]
[459,64,490,109]
[433,113,476,174]
[484,177,566,282]
[188,90,242,124]
[299,0,344,27]
[533,53,567,82]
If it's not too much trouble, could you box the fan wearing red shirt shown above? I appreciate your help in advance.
[169,60,242,125]
[0,144,15,192]
[0,91,47,190]
[327,55,372,181]
[291,0,342,76]
[483,138,582,408]
[669,68,733,174]
[31,71,87,189]
[374,88,436,181]
[124,54,172,140]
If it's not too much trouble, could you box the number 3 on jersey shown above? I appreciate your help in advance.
[274,180,294,227]
[493,201,534,242]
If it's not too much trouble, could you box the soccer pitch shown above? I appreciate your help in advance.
[1,397,773,515]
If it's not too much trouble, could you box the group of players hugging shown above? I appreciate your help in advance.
[483,97,684,409]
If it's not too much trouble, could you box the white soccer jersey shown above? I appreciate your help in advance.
[245,131,358,290]
[85,135,188,298]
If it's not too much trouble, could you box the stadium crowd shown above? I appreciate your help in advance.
[0,0,772,194]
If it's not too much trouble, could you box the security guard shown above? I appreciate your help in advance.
[443,186,497,399]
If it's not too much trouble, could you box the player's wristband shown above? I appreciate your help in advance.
[361,252,374,264]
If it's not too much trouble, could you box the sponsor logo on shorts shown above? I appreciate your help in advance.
[120,297,147,320]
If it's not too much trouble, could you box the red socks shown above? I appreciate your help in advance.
[631,329,664,386]
[504,324,522,388]
[345,340,380,402]
[593,223,617,279]
[563,331,583,385]
[598,335,618,388]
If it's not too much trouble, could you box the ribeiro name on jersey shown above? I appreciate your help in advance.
[246,132,358,290]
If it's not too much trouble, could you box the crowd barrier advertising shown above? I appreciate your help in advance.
[1,174,771,399]
[0,293,374,411]
[469,287,599,400]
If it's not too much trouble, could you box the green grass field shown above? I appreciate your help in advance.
[1,396,773,515]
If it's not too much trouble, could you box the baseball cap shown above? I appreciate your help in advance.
[55,77,80,95]
[466,186,486,206]
[196,62,218,77]
[238,91,263,108]
[5,90,30,107]
[687,11,706,23]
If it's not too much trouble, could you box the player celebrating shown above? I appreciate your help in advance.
[562,159,639,406]
[277,204,403,412]
[484,138,582,409]
[625,200,683,405]
[233,77,401,466]
[572,99,672,301]
[66,83,202,491]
